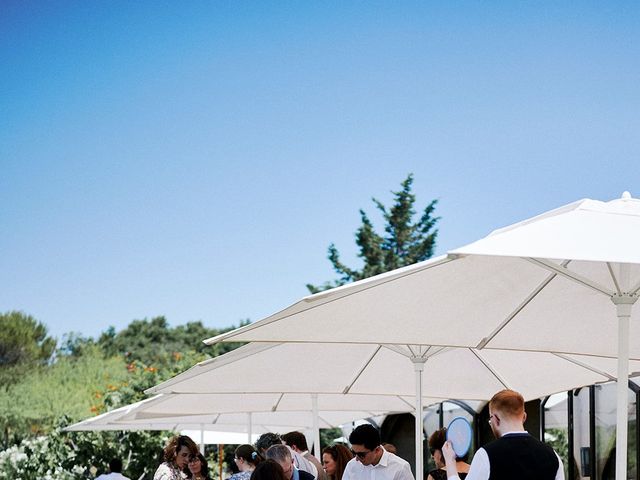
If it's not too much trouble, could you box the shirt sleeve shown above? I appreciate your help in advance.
[448,448,490,480]
[555,452,565,480]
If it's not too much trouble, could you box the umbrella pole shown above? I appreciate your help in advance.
[247,412,252,444]
[412,358,426,480]
[614,298,635,480]
[312,393,321,460]
[200,424,205,455]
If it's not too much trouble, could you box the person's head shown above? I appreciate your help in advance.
[163,435,199,469]
[250,459,288,480]
[322,444,353,480]
[428,429,447,468]
[348,424,383,466]
[488,389,527,437]
[235,444,262,471]
[281,431,309,453]
[108,458,123,473]
[265,444,294,480]
[256,432,282,455]
[188,453,210,479]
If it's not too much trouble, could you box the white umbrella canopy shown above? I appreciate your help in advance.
[205,193,640,480]
[148,342,638,403]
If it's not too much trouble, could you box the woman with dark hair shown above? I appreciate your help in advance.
[188,453,212,480]
[154,435,199,480]
[322,444,353,480]
[250,459,288,480]
[229,444,262,480]
[427,429,469,480]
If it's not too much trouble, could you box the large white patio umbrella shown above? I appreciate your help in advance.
[204,193,640,480]
[148,342,640,479]
[66,391,399,449]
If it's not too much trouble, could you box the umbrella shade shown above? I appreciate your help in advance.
[203,253,640,358]
[148,342,639,402]
[204,194,640,480]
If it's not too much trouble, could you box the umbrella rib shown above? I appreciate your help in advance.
[606,263,623,295]
[383,344,414,357]
[469,349,512,390]
[476,261,570,349]
[271,393,285,412]
[552,353,616,381]
[342,345,382,394]
[526,258,614,296]
[397,396,417,409]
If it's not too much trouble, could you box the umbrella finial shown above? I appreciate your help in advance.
[622,191,632,200]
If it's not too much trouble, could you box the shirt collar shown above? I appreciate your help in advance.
[374,447,390,468]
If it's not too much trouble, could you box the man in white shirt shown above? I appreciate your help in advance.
[443,389,564,480]
[95,458,131,480]
[342,424,414,480]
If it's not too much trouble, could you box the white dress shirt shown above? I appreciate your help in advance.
[342,447,415,480]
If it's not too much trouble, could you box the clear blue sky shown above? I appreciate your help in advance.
[2,1,639,341]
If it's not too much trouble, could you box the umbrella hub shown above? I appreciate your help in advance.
[611,293,638,317]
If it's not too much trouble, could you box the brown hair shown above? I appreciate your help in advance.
[281,431,308,451]
[428,428,446,452]
[322,444,353,480]
[236,444,263,467]
[489,389,525,419]
[163,435,199,463]
[250,459,288,480]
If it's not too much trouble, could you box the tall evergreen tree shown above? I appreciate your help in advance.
[307,174,440,293]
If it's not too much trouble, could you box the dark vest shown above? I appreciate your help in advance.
[483,433,559,480]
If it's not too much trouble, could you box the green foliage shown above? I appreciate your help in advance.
[307,174,440,293]
[0,311,56,387]
[0,313,248,478]
[545,428,571,479]
[0,416,169,480]
[319,427,343,450]
[0,345,128,446]
[97,316,247,366]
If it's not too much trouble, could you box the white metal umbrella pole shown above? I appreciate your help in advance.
[412,357,426,480]
[247,412,253,444]
[613,294,636,480]
[312,393,321,460]
[200,424,205,454]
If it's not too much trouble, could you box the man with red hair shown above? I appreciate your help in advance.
[443,389,564,480]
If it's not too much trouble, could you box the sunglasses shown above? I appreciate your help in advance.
[351,449,371,459]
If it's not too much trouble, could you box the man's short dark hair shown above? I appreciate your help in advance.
[109,458,123,473]
[256,432,282,453]
[281,431,308,451]
[349,424,380,450]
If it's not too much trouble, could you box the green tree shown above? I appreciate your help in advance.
[307,174,440,293]
[0,311,56,368]
[97,316,247,366]
[0,311,56,388]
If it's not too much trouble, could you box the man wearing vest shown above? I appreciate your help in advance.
[443,389,564,480]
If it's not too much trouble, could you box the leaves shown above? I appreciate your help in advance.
[308,174,440,292]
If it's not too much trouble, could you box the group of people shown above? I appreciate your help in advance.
[101,389,564,480]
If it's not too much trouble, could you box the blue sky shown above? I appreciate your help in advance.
[1,1,639,341]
